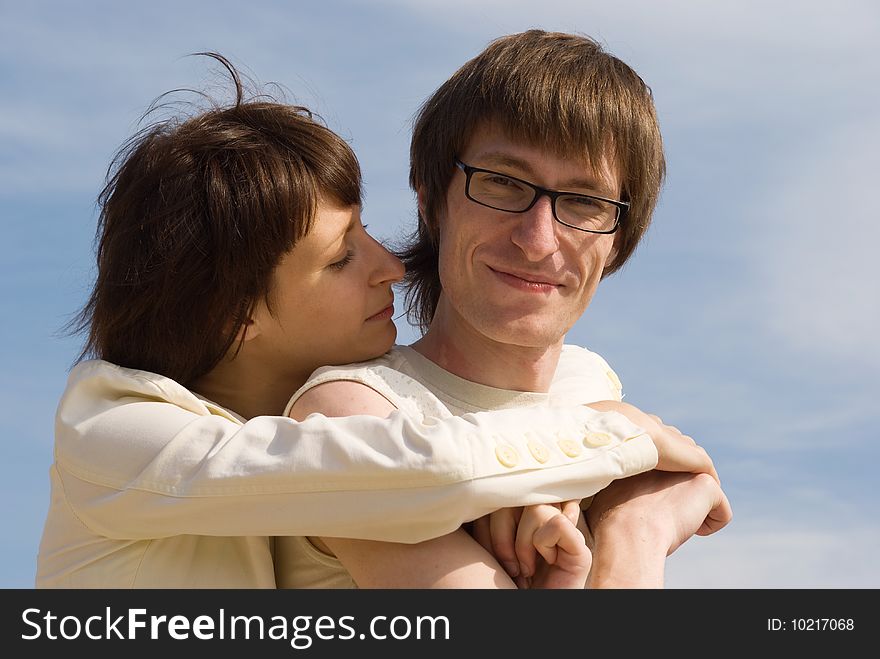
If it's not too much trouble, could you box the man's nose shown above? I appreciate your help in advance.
[510,194,559,261]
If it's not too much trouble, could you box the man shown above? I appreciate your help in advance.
[284,29,731,587]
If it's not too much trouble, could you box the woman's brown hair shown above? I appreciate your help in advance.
[401,29,666,330]
[69,53,361,385]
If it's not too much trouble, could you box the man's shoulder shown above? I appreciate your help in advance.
[299,347,411,385]
[285,347,452,420]
[552,343,623,403]
[557,343,614,373]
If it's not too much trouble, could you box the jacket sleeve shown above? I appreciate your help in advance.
[53,361,657,543]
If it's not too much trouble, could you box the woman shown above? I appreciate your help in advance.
[36,54,715,588]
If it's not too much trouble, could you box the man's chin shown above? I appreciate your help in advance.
[474,315,567,350]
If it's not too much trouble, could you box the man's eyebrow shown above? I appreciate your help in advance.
[475,152,536,174]
[474,151,614,196]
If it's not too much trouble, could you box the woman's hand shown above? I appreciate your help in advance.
[587,400,719,482]
[469,501,589,588]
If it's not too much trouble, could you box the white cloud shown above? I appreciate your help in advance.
[667,521,880,588]
[753,117,880,370]
[375,0,879,55]
[665,483,880,587]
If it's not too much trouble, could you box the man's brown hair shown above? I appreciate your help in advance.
[400,29,666,330]
[70,53,362,385]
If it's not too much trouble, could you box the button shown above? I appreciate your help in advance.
[495,444,520,468]
[583,431,613,447]
[557,438,582,457]
[526,438,550,463]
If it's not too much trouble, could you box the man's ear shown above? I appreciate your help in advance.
[608,231,622,264]
[601,234,621,279]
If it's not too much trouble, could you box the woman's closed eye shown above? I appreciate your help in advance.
[328,249,355,270]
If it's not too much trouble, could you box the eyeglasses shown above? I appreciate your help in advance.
[454,159,628,234]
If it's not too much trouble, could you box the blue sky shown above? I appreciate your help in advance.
[2,0,878,588]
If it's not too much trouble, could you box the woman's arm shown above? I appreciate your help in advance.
[322,530,518,589]
[55,360,657,542]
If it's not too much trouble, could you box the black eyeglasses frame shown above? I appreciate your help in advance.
[454,158,629,234]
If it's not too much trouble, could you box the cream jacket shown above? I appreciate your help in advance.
[36,350,657,588]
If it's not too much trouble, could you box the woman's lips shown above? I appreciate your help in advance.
[366,305,394,321]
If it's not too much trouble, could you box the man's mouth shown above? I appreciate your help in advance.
[489,266,562,292]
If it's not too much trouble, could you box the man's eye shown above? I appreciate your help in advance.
[485,175,521,189]
[568,196,601,208]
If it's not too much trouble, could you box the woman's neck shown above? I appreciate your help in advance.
[191,356,308,420]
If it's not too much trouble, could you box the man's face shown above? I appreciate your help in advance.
[432,122,620,350]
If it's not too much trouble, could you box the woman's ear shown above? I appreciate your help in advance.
[234,318,261,344]
[234,302,266,344]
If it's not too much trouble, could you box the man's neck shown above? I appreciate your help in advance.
[411,304,563,393]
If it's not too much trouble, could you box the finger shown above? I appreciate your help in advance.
[705,456,720,484]
[561,499,582,526]
[531,515,563,566]
[695,445,720,483]
[657,436,719,482]
[515,505,557,578]
[514,574,532,589]
[533,514,588,568]
[684,445,719,482]
[698,489,733,536]
[470,516,492,553]
[490,508,522,577]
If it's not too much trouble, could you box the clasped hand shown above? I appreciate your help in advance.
[467,400,733,588]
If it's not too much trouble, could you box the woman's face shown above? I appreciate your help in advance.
[249,200,405,381]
